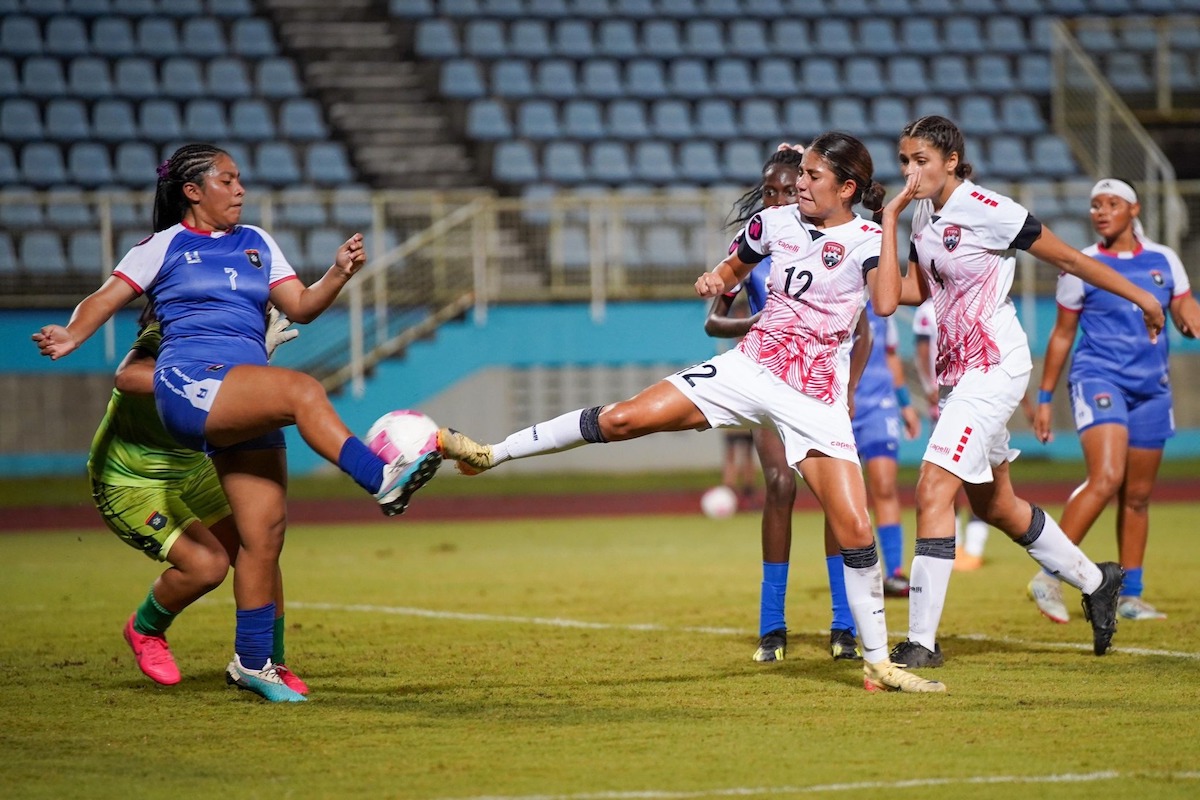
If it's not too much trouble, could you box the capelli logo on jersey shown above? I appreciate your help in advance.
[245,249,263,269]
[184,250,202,264]
[943,225,961,252]
[775,240,800,254]
[821,241,845,268]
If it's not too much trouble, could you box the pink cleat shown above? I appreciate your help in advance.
[123,614,181,686]
[275,665,309,695]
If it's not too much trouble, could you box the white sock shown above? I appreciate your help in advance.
[908,540,956,652]
[1021,509,1102,594]
[964,518,989,558]
[493,408,592,464]
[953,511,963,544]
[843,560,889,663]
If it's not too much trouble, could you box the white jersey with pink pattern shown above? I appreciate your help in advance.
[909,180,1038,387]
[735,204,882,406]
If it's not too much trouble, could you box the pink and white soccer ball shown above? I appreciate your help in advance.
[366,410,440,467]
[700,485,738,519]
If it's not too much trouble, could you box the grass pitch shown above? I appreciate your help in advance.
[3,503,1200,799]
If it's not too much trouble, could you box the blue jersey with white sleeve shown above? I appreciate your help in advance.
[853,300,898,413]
[1058,240,1189,397]
[113,223,297,371]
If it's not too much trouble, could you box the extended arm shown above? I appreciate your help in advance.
[1169,291,1200,339]
[269,232,367,324]
[32,276,140,360]
[696,251,755,299]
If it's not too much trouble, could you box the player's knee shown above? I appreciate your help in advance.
[598,403,637,440]
[1123,492,1152,516]
[761,465,795,503]
[194,546,231,591]
[1087,463,1124,498]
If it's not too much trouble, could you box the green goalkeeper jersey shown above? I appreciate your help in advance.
[87,323,209,486]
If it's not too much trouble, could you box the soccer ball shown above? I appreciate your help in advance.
[700,485,738,519]
[365,410,440,468]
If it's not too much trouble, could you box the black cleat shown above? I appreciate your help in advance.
[883,573,911,598]
[889,639,944,668]
[752,628,787,662]
[1081,561,1123,655]
[829,628,862,661]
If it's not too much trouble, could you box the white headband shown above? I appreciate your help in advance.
[1090,178,1138,204]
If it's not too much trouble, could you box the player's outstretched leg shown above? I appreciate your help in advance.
[376,449,442,516]
[1081,562,1123,655]
[863,659,947,693]
[438,428,495,475]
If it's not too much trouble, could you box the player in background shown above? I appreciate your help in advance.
[34,143,440,702]
[443,132,946,692]
[883,116,1164,667]
[1029,178,1200,623]
[703,146,862,663]
[93,304,306,694]
[912,299,992,571]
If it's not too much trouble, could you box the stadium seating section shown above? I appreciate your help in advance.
[2,0,1199,280]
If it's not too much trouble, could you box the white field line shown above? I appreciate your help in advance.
[433,771,1200,800]
[284,601,1200,660]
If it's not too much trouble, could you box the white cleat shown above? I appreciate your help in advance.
[863,658,947,693]
[437,428,494,475]
[1028,570,1070,624]
[1118,595,1167,620]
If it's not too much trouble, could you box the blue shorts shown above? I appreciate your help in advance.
[155,362,285,455]
[852,404,900,462]
[1069,377,1174,450]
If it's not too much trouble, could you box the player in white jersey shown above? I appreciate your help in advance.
[33,144,439,702]
[1029,178,1200,624]
[443,132,944,692]
[880,116,1165,666]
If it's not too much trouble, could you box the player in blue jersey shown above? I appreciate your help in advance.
[704,146,865,663]
[852,300,921,597]
[1029,178,1200,623]
[34,143,440,702]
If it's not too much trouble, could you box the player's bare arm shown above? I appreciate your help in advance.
[1169,292,1200,339]
[696,253,751,298]
[271,232,366,324]
[33,276,139,360]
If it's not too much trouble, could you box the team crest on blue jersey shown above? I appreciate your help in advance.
[1150,270,1164,286]
[747,214,763,241]
[943,225,961,252]
[145,511,167,531]
[245,249,263,269]
[1095,393,1112,409]
[822,241,845,268]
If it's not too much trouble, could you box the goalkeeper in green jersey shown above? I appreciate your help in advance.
[89,305,308,695]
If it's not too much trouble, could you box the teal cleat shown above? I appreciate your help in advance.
[226,655,307,703]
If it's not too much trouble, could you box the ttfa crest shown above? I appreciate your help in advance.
[943,225,961,252]
[821,241,845,268]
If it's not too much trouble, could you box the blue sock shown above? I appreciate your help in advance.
[760,562,789,637]
[235,602,276,670]
[826,555,856,636]
[1121,566,1143,598]
[877,523,904,576]
[338,437,388,494]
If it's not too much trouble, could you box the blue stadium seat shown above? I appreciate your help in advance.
[68,231,102,273]
[828,97,868,131]
[417,19,463,58]
[551,19,592,57]
[974,55,1016,94]
[22,57,67,100]
[112,0,158,13]
[580,59,623,98]
[491,59,535,98]
[1030,135,1078,178]
[45,17,89,57]
[589,141,633,185]
[184,99,229,140]
[543,141,588,185]
[0,231,14,273]
[683,19,724,56]
[999,94,1045,135]
[812,19,852,57]
[256,142,301,187]
[389,0,433,14]
[136,17,180,59]
[864,137,899,181]
[92,99,136,141]
[0,57,18,98]
[650,99,693,140]
[740,98,783,138]
[784,98,825,140]
[92,16,136,57]
[1,98,43,141]
[441,0,481,14]
[885,57,930,96]
[607,99,650,140]
[531,0,572,16]
[45,99,90,141]
[207,58,253,99]
[1048,217,1091,251]
[660,0,700,17]
[644,227,692,269]
[231,18,279,58]
[796,58,837,97]
[68,0,114,15]
[1073,19,1118,52]
[21,143,68,188]
[0,189,44,228]
[113,142,157,188]
[912,95,953,120]
[722,140,763,183]
[868,96,909,137]
[1171,17,1200,50]
[0,143,17,185]
[115,58,163,100]
[1169,52,1196,91]
[597,20,638,58]
[712,59,754,96]
[770,19,811,56]
[20,231,70,273]
[624,59,668,98]
[66,57,113,98]
[998,0,1041,11]
[984,137,1027,179]
[984,16,1028,55]
[612,0,655,17]
[139,99,183,142]
[857,18,896,49]
[330,186,373,228]
[305,228,347,269]
[161,58,206,99]
[667,58,711,99]
[256,57,303,98]
[209,0,254,15]
[678,140,722,184]
[1106,53,1152,93]
[555,224,592,271]
[1017,53,1052,93]
[480,0,524,17]
[958,95,1001,136]
[728,20,766,53]
[440,59,485,99]
[561,99,605,140]
[698,0,740,16]
[230,98,276,140]
[640,20,683,58]
[280,98,327,141]
[46,187,95,228]
[517,100,560,140]
[743,0,786,17]
[930,56,972,95]
[465,98,512,140]
[534,59,579,100]
[1,15,42,57]
[492,140,539,184]
[899,18,942,52]
[695,98,738,139]
[510,19,552,58]
[943,18,985,54]
[631,141,677,184]
[843,59,886,96]
[464,19,507,58]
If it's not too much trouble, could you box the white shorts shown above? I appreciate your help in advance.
[925,361,1029,484]
[665,349,859,469]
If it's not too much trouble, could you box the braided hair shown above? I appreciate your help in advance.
[726,146,806,228]
[151,143,229,232]
[900,116,973,180]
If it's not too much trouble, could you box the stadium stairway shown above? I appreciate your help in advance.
[258,0,480,189]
